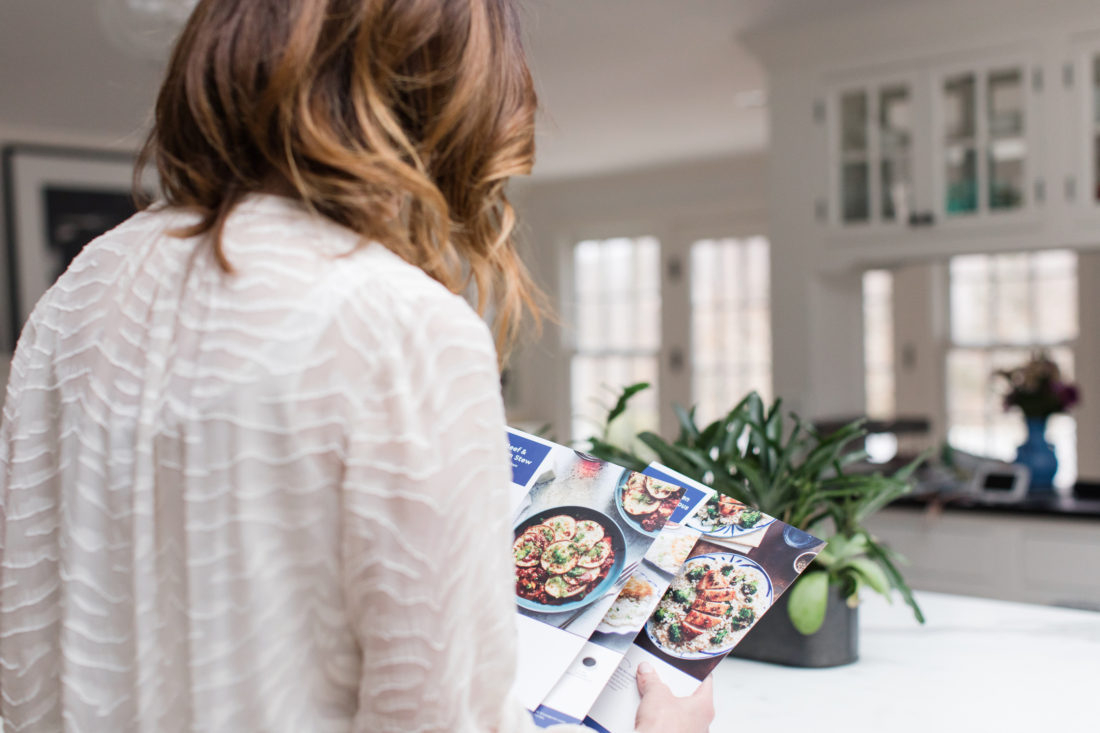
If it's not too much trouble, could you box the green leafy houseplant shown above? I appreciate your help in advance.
[585,384,926,634]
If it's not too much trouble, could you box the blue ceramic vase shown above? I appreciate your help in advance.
[1015,416,1057,494]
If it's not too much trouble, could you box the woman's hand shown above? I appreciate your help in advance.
[634,662,715,733]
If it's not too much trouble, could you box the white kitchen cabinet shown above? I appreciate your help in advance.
[865,506,1100,610]
[1068,38,1100,221]
[827,74,922,230]
[932,56,1041,224]
[824,52,1045,243]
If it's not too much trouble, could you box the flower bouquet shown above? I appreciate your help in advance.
[994,350,1079,491]
[994,351,1079,418]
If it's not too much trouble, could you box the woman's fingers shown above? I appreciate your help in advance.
[691,674,715,721]
[635,665,714,733]
[636,662,667,696]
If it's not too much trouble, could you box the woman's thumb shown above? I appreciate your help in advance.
[635,662,655,695]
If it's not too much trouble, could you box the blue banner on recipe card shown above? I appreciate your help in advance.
[531,706,584,728]
[508,432,553,486]
[642,466,708,523]
[581,717,612,733]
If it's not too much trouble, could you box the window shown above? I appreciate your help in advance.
[946,250,1077,487]
[690,237,772,425]
[863,269,895,420]
[569,237,661,443]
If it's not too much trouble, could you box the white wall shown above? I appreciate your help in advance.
[891,263,948,443]
[1075,252,1100,479]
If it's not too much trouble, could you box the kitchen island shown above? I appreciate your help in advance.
[713,590,1100,732]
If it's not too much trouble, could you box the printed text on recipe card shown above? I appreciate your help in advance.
[507,431,553,486]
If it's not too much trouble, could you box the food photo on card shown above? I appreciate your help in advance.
[581,480,826,733]
[506,431,688,711]
[635,529,825,680]
[531,466,714,727]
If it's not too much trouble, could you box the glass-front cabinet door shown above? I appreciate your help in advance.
[942,73,978,215]
[878,84,914,223]
[1091,54,1100,204]
[839,89,871,224]
[1066,41,1100,219]
[833,79,914,227]
[1081,49,1100,209]
[986,68,1027,211]
[937,61,1032,220]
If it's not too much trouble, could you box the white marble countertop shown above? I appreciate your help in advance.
[712,591,1100,732]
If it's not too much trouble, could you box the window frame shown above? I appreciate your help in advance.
[566,235,664,444]
[862,268,896,421]
[559,212,770,444]
[941,249,1079,486]
[689,235,774,426]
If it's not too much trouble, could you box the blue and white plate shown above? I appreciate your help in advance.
[614,469,685,538]
[685,497,776,539]
[644,552,773,660]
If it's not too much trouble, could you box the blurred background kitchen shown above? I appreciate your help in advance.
[2,0,1098,612]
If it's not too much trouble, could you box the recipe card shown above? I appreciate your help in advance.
[579,470,827,733]
[531,464,712,727]
[507,430,690,710]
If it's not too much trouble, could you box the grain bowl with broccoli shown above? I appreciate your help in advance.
[645,553,772,659]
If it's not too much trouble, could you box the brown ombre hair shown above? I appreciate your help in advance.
[137,0,541,357]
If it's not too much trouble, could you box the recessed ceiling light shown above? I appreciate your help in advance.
[98,0,197,59]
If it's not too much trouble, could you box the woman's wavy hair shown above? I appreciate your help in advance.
[137,0,541,357]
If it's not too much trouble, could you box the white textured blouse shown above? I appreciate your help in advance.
[0,195,587,732]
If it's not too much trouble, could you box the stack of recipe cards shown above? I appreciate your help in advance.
[506,429,707,710]
[506,429,826,732]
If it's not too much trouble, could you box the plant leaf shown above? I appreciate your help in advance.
[720,454,768,508]
[584,438,649,473]
[673,403,701,445]
[698,419,722,451]
[847,557,891,597]
[787,570,830,635]
[636,432,697,477]
[717,395,754,455]
[606,382,651,427]
[865,540,925,623]
[892,448,933,482]
[851,477,912,526]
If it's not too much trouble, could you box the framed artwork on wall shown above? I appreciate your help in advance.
[1,145,153,351]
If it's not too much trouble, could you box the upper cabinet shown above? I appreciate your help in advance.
[1070,39,1100,217]
[1085,50,1100,207]
[832,77,918,228]
[935,59,1036,222]
[825,53,1042,238]
[751,0,1100,264]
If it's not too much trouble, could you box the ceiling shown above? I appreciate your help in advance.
[0,0,906,180]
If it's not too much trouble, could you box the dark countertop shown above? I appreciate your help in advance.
[887,491,1100,521]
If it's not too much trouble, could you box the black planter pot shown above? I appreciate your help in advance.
[730,586,858,668]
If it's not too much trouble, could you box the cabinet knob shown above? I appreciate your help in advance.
[907,211,935,228]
